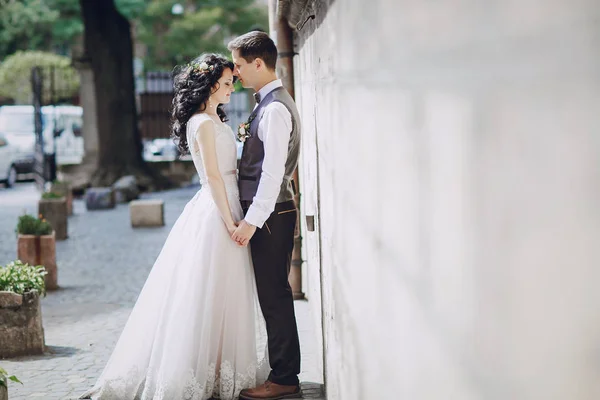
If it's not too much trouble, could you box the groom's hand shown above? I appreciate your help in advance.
[232,220,257,247]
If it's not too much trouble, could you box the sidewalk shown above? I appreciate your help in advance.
[0,183,324,400]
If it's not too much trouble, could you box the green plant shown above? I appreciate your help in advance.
[0,50,80,104]
[0,260,46,296]
[50,180,71,197]
[41,191,63,200]
[16,214,53,236]
[51,179,70,186]
[0,366,22,388]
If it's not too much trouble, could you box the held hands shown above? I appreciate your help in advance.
[231,220,257,247]
[226,221,239,237]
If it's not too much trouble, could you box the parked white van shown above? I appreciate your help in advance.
[0,132,20,187]
[0,105,84,172]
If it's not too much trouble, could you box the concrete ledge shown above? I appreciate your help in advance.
[130,199,165,227]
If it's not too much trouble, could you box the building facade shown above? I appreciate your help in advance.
[279,0,600,399]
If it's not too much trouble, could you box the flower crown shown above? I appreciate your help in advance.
[189,61,214,74]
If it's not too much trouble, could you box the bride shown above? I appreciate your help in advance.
[80,53,268,400]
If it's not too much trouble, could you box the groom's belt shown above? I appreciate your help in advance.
[241,199,296,213]
[239,175,293,182]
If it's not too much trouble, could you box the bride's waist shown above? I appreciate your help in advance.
[199,170,238,196]
[199,169,238,186]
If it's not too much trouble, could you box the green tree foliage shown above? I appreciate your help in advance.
[0,0,58,58]
[42,0,146,52]
[139,0,269,70]
[0,0,268,70]
[0,51,79,104]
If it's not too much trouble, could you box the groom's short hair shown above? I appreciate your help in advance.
[228,31,278,71]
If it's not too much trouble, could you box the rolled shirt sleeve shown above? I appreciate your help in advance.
[244,102,292,228]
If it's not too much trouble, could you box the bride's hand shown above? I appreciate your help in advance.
[227,221,239,237]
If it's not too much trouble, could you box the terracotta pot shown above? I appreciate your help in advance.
[0,290,45,358]
[17,233,58,291]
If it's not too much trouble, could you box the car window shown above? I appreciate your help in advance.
[0,111,45,133]
[72,118,83,137]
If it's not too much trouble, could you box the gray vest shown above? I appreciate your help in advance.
[238,86,301,203]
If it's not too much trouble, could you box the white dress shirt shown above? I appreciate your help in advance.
[244,79,293,228]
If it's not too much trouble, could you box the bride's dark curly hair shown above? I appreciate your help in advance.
[171,53,234,154]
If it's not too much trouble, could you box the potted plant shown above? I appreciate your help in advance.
[39,191,68,240]
[50,179,73,216]
[0,366,22,400]
[16,214,57,290]
[0,260,46,359]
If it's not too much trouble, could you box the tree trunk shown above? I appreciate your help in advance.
[79,0,171,190]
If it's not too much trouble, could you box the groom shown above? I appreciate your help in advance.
[229,31,302,400]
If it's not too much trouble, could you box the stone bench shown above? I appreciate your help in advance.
[130,199,165,227]
[85,187,116,210]
[113,175,140,204]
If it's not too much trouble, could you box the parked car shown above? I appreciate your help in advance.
[143,138,179,161]
[0,132,21,187]
[0,106,37,175]
[0,105,84,169]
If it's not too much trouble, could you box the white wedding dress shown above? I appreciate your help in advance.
[81,114,268,400]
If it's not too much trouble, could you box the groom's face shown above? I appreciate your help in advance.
[232,50,255,89]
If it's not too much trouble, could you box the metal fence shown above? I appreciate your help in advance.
[138,71,252,141]
[138,71,173,141]
[223,91,251,135]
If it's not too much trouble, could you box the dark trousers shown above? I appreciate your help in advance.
[243,200,301,386]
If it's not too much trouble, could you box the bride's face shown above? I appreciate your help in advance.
[211,68,235,105]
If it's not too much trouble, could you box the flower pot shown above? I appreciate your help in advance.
[38,197,68,240]
[17,233,58,291]
[0,290,45,358]
[50,182,73,216]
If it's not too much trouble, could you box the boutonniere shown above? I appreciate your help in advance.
[237,123,251,142]
[237,113,256,143]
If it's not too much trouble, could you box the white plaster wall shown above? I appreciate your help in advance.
[294,0,600,399]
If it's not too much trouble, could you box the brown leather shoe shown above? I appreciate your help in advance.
[239,380,301,400]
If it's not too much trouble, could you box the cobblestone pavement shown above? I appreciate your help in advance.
[0,182,324,400]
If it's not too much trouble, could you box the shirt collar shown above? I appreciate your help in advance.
[257,79,283,102]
